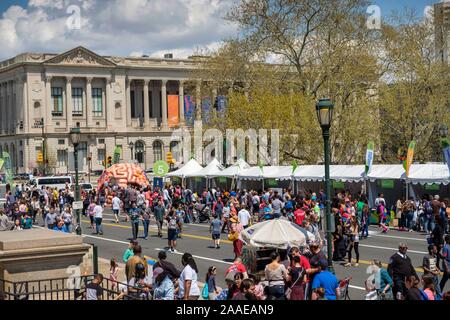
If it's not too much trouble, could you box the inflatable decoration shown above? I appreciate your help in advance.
[97,163,149,192]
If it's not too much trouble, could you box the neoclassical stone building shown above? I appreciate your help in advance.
[0,46,210,174]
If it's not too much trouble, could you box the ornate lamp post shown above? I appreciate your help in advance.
[70,127,82,235]
[316,98,335,273]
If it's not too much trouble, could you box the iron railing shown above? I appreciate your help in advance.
[0,275,150,300]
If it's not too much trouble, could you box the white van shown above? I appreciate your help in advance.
[30,176,73,190]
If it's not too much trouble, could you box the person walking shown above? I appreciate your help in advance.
[371,259,393,300]
[422,244,442,297]
[209,214,222,249]
[93,201,104,235]
[264,251,288,300]
[125,245,148,283]
[440,235,450,292]
[112,193,121,224]
[387,243,418,300]
[205,266,219,300]
[166,209,181,252]
[154,200,165,238]
[179,253,201,300]
[311,260,340,300]
[128,202,141,240]
[344,215,360,267]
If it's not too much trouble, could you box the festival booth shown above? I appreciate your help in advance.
[406,164,450,200]
[294,165,365,196]
[97,163,150,206]
[213,158,250,190]
[184,158,224,189]
[166,158,203,190]
[240,219,315,274]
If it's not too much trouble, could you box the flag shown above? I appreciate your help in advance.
[291,159,298,175]
[201,97,212,124]
[441,138,450,173]
[365,141,374,174]
[113,146,121,164]
[403,140,416,177]
[0,158,4,171]
[2,152,13,188]
[184,95,195,126]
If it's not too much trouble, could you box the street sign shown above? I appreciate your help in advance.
[153,160,169,177]
[72,201,83,210]
[153,177,164,189]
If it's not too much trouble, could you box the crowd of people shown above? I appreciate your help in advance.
[1,180,449,301]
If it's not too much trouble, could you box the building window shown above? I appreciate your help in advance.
[153,140,163,162]
[72,88,83,116]
[58,139,65,145]
[57,150,67,167]
[19,151,24,167]
[98,138,105,144]
[51,87,63,116]
[135,140,145,164]
[131,91,136,118]
[117,144,123,160]
[97,148,105,165]
[92,88,103,117]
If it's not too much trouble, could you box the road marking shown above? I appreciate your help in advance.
[342,259,424,274]
[358,244,427,255]
[81,219,233,244]
[154,248,233,265]
[368,231,426,242]
[83,234,130,245]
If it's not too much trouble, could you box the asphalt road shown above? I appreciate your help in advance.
[58,208,449,300]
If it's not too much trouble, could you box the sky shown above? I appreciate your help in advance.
[0,0,446,61]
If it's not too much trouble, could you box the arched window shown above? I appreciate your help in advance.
[153,140,163,162]
[135,140,145,164]
[170,141,180,163]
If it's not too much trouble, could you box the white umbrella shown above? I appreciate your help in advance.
[241,219,315,249]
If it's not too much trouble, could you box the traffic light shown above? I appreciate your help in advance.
[37,152,43,163]
[166,152,173,164]
[107,156,112,167]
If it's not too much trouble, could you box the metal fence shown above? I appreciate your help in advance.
[0,275,150,300]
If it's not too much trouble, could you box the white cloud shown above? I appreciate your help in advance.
[0,0,238,60]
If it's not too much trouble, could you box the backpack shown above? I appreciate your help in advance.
[425,202,433,216]
[252,196,259,205]
[168,217,178,230]
[419,289,429,300]
[202,283,209,300]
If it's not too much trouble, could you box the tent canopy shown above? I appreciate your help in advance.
[215,158,250,178]
[262,166,296,181]
[166,158,203,178]
[185,158,224,178]
[406,164,450,185]
[367,164,404,182]
[241,219,315,249]
[294,165,365,182]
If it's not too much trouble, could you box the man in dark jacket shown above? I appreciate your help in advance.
[388,242,418,300]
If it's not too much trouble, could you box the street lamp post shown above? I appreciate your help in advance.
[70,127,82,235]
[129,141,134,162]
[316,98,335,274]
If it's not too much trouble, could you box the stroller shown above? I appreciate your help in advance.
[193,203,211,223]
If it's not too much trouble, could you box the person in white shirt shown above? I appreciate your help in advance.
[93,202,104,235]
[179,253,200,300]
[112,195,121,224]
[238,208,252,229]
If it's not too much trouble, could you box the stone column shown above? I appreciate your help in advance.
[126,77,131,127]
[45,76,52,130]
[143,79,150,127]
[22,75,29,133]
[9,81,14,133]
[161,79,168,128]
[86,77,93,127]
[179,80,185,125]
[195,80,201,121]
[105,77,113,129]
[66,77,73,129]
[0,83,4,134]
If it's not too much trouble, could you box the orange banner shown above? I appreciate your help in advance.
[168,95,179,127]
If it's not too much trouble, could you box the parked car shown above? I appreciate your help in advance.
[80,183,94,192]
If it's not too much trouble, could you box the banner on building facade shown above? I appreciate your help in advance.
[184,95,195,126]
[365,141,374,175]
[2,152,13,187]
[113,146,122,164]
[216,95,227,114]
[403,140,416,177]
[168,95,180,127]
[202,97,212,125]
[441,138,450,173]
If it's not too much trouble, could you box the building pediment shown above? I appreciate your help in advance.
[44,46,116,67]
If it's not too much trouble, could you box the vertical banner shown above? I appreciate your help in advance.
[365,141,374,174]
[201,97,212,125]
[403,140,416,177]
[113,146,122,164]
[2,152,13,187]
[442,138,450,173]
[216,95,227,113]
[167,95,180,127]
[184,95,195,126]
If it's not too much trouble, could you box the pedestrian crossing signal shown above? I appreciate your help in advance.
[37,152,43,163]
[166,152,174,164]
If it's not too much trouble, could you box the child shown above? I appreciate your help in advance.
[205,266,219,300]
[378,205,389,233]
[248,274,266,300]
[21,213,33,230]
[313,287,327,300]
[13,219,23,231]
[109,258,120,294]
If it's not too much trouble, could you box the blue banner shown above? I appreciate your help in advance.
[184,95,195,126]
[444,146,450,173]
[202,97,212,125]
[216,95,227,113]
[153,177,164,189]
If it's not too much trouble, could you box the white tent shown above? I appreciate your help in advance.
[213,158,250,178]
[262,166,296,181]
[241,219,315,249]
[406,164,450,185]
[166,158,203,178]
[237,166,265,180]
[293,165,365,182]
[185,158,224,178]
[367,164,404,182]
